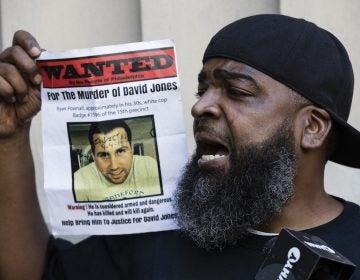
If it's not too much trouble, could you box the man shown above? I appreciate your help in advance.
[0,14,360,279]
[74,119,161,202]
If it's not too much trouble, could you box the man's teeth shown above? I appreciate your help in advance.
[201,154,225,161]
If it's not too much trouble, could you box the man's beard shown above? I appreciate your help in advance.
[174,122,297,250]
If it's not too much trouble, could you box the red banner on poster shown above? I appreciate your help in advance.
[38,47,177,88]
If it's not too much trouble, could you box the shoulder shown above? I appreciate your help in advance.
[74,162,99,182]
[74,162,97,176]
[335,199,360,226]
[74,162,100,192]
[132,155,158,172]
[133,155,157,164]
[307,199,360,274]
[308,198,360,237]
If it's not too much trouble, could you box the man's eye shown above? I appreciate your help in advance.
[116,148,126,155]
[99,153,109,159]
[195,90,206,98]
[227,88,252,98]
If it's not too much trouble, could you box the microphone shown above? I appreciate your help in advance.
[255,228,356,280]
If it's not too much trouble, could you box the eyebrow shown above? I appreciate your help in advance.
[198,68,261,91]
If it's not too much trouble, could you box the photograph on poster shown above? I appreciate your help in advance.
[67,115,162,202]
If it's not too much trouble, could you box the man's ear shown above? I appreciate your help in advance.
[300,106,332,150]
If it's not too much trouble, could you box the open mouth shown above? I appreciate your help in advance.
[195,132,230,169]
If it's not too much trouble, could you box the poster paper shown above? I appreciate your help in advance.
[37,40,188,235]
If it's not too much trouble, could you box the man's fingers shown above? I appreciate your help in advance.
[12,30,41,58]
[0,62,29,103]
[0,30,42,138]
[0,76,16,103]
[0,45,42,87]
[0,31,42,98]
[15,86,41,123]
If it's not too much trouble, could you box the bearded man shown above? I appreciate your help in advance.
[0,14,360,280]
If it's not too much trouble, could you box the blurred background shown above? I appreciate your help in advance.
[0,0,359,241]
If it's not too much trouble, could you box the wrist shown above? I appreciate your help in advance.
[0,122,32,150]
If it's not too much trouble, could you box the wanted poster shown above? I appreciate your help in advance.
[37,40,188,235]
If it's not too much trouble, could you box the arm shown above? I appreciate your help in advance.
[0,31,49,280]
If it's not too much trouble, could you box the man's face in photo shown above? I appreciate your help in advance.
[92,127,134,184]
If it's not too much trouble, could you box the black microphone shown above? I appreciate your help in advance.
[255,228,356,280]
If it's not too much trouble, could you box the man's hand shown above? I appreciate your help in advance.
[0,31,49,280]
[0,30,42,138]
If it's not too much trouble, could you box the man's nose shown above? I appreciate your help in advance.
[109,155,119,170]
[191,87,222,119]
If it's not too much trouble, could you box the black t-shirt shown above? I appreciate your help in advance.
[44,200,360,279]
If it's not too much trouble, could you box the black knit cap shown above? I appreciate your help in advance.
[203,14,360,168]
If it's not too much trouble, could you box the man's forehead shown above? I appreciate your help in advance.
[198,57,309,107]
[93,127,130,149]
[200,58,266,82]
[199,58,288,91]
